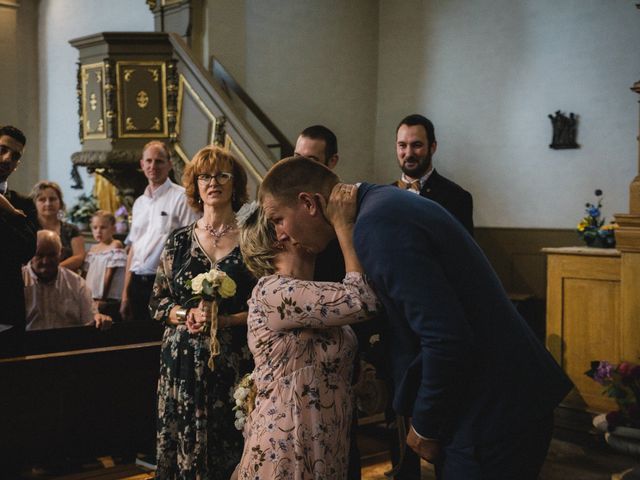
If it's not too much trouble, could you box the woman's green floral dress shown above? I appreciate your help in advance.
[150,223,255,479]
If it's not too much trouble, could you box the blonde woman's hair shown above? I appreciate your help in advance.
[239,206,278,279]
[91,209,116,226]
[31,180,65,210]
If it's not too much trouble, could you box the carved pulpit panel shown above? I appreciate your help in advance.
[81,63,107,140]
[116,61,168,138]
[174,74,216,164]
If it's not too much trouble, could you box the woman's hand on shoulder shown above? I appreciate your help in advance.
[320,183,358,230]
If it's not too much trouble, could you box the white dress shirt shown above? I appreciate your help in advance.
[400,167,434,194]
[126,179,199,275]
[23,264,95,330]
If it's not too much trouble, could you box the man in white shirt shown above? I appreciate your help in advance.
[23,230,111,331]
[120,140,198,321]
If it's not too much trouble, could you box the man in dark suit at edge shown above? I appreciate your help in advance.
[0,125,37,356]
[260,156,572,479]
[393,114,474,236]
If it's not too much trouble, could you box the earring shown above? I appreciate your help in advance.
[198,197,203,204]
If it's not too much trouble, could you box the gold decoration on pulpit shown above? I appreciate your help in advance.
[81,62,107,140]
[116,61,168,138]
[125,117,138,131]
[136,90,150,108]
[148,69,159,82]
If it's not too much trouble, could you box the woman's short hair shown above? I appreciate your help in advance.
[239,206,278,279]
[31,180,65,211]
[91,209,116,226]
[182,145,248,213]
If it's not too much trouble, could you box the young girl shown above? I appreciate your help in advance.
[84,210,127,321]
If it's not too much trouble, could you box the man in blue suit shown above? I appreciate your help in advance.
[260,156,572,479]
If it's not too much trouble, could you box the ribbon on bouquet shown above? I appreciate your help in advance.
[204,299,221,370]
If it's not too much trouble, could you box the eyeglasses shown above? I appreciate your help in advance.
[196,172,233,185]
[0,144,22,162]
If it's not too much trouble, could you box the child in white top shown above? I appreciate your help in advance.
[84,210,127,320]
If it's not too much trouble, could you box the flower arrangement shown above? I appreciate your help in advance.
[186,268,237,369]
[68,193,99,228]
[586,360,640,429]
[577,189,617,248]
[114,205,130,234]
[232,372,257,430]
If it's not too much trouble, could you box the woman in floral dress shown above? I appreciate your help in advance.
[150,146,255,479]
[235,185,378,479]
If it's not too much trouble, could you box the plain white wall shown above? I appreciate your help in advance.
[375,0,640,227]
[39,0,154,208]
[206,0,380,183]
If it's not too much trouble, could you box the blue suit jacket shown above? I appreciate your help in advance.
[353,183,572,447]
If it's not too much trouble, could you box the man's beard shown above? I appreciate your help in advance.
[400,154,432,179]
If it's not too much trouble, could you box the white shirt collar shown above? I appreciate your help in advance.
[144,178,173,198]
[401,166,434,190]
[0,180,8,195]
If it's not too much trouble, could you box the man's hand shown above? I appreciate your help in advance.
[119,296,132,321]
[0,194,25,217]
[406,426,441,464]
[319,183,357,230]
[94,313,113,331]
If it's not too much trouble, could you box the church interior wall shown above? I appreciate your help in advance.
[38,0,154,207]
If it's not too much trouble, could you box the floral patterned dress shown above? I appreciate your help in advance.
[237,273,378,480]
[150,223,255,480]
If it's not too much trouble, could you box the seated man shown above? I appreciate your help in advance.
[23,230,112,331]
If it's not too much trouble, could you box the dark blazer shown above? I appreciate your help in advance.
[354,183,571,448]
[393,168,474,235]
[0,190,37,355]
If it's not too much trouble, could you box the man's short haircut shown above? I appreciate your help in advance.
[91,209,116,226]
[142,140,171,160]
[259,156,339,204]
[239,206,278,279]
[396,114,436,146]
[0,125,26,146]
[182,144,249,213]
[299,125,338,159]
[31,180,66,211]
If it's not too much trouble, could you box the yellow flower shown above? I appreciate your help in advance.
[601,223,619,231]
[218,275,237,298]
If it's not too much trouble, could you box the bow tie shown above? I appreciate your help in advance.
[398,179,421,192]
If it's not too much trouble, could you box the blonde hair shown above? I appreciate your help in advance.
[142,140,171,161]
[31,180,65,210]
[239,207,278,279]
[259,156,338,204]
[91,209,116,226]
[182,145,248,213]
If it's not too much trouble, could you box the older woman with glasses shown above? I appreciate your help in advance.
[150,145,255,480]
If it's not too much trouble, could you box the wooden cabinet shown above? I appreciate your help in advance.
[544,247,621,413]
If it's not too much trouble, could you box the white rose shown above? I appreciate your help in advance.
[219,275,237,298]
[234,417,245,430]
[191,274,206,294]
[236,398,243,407]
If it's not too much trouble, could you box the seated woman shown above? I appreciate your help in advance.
[234,185,378,479]
[31,181,85,272]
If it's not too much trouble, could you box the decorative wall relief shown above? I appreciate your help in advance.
[548,110,579,149]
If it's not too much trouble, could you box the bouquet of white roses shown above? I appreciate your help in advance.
[187,268,237,369]
[232,372,256,430]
